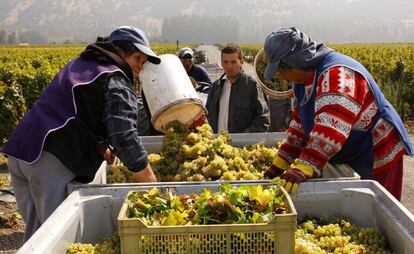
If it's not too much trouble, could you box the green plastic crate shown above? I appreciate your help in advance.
[117,187,297,254]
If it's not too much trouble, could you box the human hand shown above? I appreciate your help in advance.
[131,164,157,182]
[264,164,286,179]
[103,148,115,164]
[279,160,317,194]
[280,168,308,194]
[263,155,290,179]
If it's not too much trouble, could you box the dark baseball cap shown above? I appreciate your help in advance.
[109,26,161,64]
[263,27,298,80]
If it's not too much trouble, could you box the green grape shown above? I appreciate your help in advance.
[69,215,393,254]
[296,218,393,254]
[66,243,94,254]
[107,164,133,183]
[221,171,237,180]
[67,233,120,254]
[94,233,121,254]
[107,122,281,183]
[255,50,291,92]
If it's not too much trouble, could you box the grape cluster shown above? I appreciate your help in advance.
[94,233,120,254]
[67,233,120,254]
[255,51,290,92]
[295,217,393,254]
[68,216,393,254]
[106,121,280,183]
[67,243,94,254]
[107,164,132,183]
[149,121,278,182]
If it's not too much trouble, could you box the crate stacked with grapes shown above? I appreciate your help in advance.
[66,183,394,254]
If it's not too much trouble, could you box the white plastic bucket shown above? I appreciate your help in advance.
[140,54,206,132]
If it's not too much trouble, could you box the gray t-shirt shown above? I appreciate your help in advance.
[217,78,231,132]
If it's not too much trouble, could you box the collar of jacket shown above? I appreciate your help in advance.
[219,69,245,85]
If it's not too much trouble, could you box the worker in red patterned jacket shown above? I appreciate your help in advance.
[263,27,413,200]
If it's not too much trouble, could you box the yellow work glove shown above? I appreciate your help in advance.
[280,160,317,194]
[263,155,290,179]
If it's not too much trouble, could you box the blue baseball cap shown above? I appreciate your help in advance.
[263,27,298,80]
[109,26,161,64]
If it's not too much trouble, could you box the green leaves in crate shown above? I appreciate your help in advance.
[126,184,289,226]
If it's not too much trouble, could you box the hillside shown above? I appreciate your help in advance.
[0,0,413,43]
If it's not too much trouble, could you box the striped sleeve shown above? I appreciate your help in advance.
[277,92,309,164]
[298,66,369,173]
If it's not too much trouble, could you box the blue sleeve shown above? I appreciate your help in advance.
[103,74,148,172]
[192,65,212,85]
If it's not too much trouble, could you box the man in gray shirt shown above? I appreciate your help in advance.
[206,44,270,133]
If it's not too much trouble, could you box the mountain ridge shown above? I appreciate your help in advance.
[0,0,413,43]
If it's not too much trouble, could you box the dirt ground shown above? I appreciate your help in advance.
[0,201,24,254]
[0,164,24,254]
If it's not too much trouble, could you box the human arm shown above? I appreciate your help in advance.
[264,93,308,178]
[292,66,367,176]
[103,148,115,164]
[103,74,156,182]
[193,65,212,85]
[280,67,369,193]
[263,155,291,178]
[131,164,156,182]
[276,99,309,164]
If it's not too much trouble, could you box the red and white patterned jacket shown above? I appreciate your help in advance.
[278,66,407,175]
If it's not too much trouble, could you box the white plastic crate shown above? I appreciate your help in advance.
[21,180,414,254]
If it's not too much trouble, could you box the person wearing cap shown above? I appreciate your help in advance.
[177,47,212,89]
[3,26,161,241]
[206,43,270,133]
[262,27,413,200]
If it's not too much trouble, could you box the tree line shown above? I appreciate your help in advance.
[0,29,48,45]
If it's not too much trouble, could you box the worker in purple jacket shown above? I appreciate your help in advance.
[3,26,160,241]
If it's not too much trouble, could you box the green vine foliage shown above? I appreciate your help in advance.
[0,81,26,149]
[0,44,183,147]
[0,44,413,148]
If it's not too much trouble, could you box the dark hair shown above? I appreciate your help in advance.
[111,40,139,56]
[96,36,110,42]
[95,36,139,56]
[221,43,243,60]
